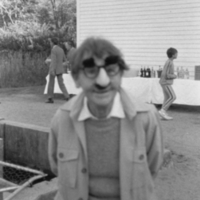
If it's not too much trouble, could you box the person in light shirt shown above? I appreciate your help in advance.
[159,47,178,120]
[48,37,163,200]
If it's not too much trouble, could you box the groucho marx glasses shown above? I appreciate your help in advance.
[82,55,121,78]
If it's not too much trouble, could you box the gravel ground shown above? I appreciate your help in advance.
[0,86,200,200]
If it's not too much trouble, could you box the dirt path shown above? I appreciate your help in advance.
[0,86,200,200]
[156,105,200,200]
[0,86,64,127]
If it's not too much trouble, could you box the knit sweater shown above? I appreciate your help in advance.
[85,117,120,200]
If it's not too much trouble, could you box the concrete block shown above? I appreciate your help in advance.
[1,120,51,173]
[0,121,5,138]
[0,138,4,177]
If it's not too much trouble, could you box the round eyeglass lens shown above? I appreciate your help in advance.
[84,67,99,78]
[105,64,120,76]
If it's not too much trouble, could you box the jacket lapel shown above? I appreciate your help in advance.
[119,87,150,199]
[72,120,88,161]
[61,92,88,161]
[120,118,135,200]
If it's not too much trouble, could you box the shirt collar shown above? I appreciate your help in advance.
[78,92,125,121]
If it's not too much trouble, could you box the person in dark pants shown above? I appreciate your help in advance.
[46,37,70,103]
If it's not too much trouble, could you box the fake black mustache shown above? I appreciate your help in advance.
[94,83,111,90]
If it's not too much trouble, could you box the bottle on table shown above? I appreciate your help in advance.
[174,67,177,76]
[151,67,154,78]
[179,66,185,79]
[146,67,151,78]
[140,68,144,77]
[157,66,162,78]
[154,67,157,78]
[176,67,180,78]
[148,67,151,78]
[185,68,190,79]
[144,68,147,77]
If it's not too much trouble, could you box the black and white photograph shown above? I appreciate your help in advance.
[0,0,199,200]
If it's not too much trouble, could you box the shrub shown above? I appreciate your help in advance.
[0,50,49,88]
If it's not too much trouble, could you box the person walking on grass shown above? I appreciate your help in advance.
[159,47,178,120]
[46,37,71,103]
[48,37,163,200]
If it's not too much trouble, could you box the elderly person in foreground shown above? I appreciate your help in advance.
[48,37,164,200]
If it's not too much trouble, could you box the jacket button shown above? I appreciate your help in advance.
[81,168,87,173]
[139,154,144,160]
[59,152,64,158]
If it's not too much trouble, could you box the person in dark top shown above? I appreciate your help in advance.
[46,37,70,103]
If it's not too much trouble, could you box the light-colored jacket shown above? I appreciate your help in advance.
[159,59,177,85]
[49,45,66,75]
[48,88,163,200]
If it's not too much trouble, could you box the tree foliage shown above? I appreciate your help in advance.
[0,0,76,52]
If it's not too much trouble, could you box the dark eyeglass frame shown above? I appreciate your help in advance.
[81,55,121,78]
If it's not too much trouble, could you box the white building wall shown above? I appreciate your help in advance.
[77,0,200,77]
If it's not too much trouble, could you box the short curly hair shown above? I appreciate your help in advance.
[50,37,59,45]
[70,37,129,79]
[166,47,178,58]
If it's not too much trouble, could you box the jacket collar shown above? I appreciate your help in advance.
[78,92,125,121]
[60,87,150,120]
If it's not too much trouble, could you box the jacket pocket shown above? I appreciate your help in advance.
[57,149,79,188]
[131,149,155,200]
[131,148,148,188]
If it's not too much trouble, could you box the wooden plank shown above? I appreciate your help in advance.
[0,139,3,178]
[0,121,5,139]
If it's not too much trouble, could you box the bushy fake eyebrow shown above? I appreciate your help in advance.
[82,58,95,68]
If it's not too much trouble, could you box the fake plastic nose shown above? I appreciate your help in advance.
[95,68,110,86]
